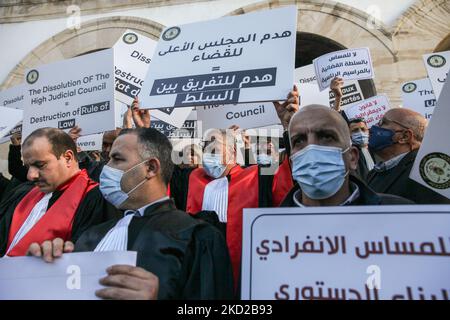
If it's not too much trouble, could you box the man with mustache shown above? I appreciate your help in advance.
[0,127,118,257]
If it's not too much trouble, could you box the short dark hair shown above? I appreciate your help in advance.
[348,118,367,125]
[23,127,78,161]
[120,128,174,185]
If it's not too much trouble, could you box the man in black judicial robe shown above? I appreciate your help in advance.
[0,128,119,257]
[28,128,234,300]
[75,197,233,299]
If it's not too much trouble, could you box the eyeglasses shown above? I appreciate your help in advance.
[377,117,410,130]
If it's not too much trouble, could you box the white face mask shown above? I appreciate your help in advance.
[257,154,273,165]
[99,160,148,209]
[202,153,227,179]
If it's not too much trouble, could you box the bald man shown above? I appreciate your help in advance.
[367,108,450,204]
[275,103,412,207]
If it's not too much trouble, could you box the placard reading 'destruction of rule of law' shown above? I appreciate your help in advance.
[196,103,280,132]
[344,94,390,128]
[139,6,297,109]
[22,49,116,140]
[0,84,25,144]
[114,29,158,105]
[0,251,137,300]
[410,76,450,199]
[313,48,374,91]
[0,107,23,140]
[401,78,436,120]
[295,65,365,109]
[422,50,450,100]
[76,133,103,151]
[241,205,450,300]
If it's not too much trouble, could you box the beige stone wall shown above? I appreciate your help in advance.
[3,0,448,102]
[1,16,163,90]
[228,0,450,107]
[393,0,450,91]
[0,0,210,23]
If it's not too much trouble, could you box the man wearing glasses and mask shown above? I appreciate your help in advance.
[367,108,450,204]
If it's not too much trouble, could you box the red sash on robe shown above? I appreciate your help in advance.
[271,159,294,207]
[187,165,259,288]
[6,169,98,256]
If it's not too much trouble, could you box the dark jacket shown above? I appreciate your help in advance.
[75,199,234,300]
[280,175,414,206]
[367,150,450,204]
[354,145,372,183]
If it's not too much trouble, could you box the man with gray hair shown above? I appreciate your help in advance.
[367,108,450,204]
[27,127,234,300]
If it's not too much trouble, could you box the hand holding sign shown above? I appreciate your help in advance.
[313,48,374,91]
[27,238,75,263]
[330,77,344,111]
[273,85,299,130]
[96,265,159,300]
[131,96,150,128]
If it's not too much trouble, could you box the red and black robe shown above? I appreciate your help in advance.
[0,169,119,257]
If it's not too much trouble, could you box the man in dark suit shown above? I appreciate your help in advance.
[367,108,450,204]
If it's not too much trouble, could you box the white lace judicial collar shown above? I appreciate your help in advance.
[202,176,229,223]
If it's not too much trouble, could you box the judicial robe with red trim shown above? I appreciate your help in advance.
[0,169,120,257]
[184,161,292,287]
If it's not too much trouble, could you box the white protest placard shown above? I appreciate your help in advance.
[401,78,436,120]
[242,205,450,300]
[113,30,191,127]
[140,6,296,109]
[152,118,199,139]
[313,48,374,91]
[0,251,137,300]
[22,49,116,140]
[422,50,450,99]
[295,65,364,108]
[0,83,25,109]
[0,84,25,144]
[344,94,390,128]
[196,103,280,133]
[0,107,23,140]
[410,76,450,199]
[114,30,158,105]
[77,133,103,151]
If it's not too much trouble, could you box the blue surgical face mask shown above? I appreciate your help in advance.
[99,160,148,209]
[257,154,273,166]
[368,125,395,152]
[351,131,369,147]
[202,153,227,179]
[290,144,349,200]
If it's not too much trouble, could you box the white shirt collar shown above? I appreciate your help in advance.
[374,152,408,172]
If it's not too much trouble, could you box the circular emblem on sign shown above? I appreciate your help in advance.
[123,32,138,44]
[402,82,417,93]
[419,152,450,190]
[162,26,180,41]
[26,69,39,84]
[427,54,446,68]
